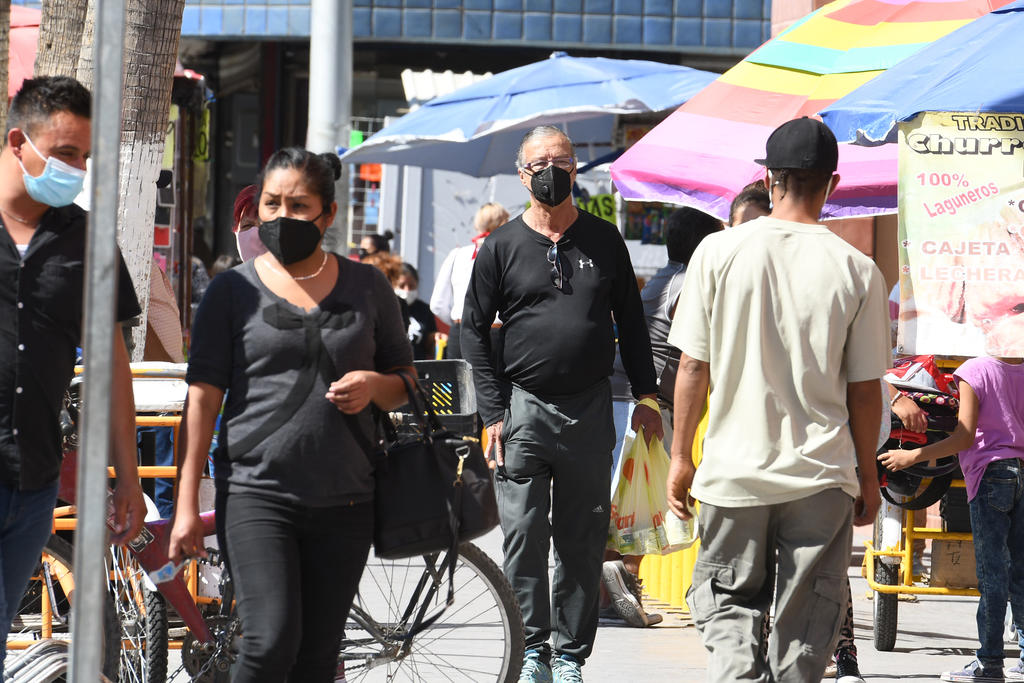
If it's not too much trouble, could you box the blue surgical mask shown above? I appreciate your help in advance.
[18,133,87,207]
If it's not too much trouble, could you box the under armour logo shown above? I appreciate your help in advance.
[579,258,594,268]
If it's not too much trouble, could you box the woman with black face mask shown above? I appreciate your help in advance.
[169,147,416,682]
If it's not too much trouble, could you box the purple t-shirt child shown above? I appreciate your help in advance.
[953,356,1024,501]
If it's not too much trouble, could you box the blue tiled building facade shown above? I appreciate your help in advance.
[13,0,768,51]
[177,0,768,51]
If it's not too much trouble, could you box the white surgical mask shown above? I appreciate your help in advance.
[394,288,418,304]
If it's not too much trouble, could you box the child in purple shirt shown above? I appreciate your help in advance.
[879,356,1024,682]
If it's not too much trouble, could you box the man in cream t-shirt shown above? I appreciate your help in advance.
[666,117,890,682]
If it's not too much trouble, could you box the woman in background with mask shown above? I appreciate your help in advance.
[169,148,415,682]
[232,184,266,262]
[396,263,437,360]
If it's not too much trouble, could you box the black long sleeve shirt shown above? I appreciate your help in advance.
[461,211,658,426]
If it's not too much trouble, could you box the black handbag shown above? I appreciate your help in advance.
[353,372,499,561]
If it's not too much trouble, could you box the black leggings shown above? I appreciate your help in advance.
[216,490,373,682]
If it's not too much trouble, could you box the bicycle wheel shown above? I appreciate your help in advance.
[341,541,524,682]
[11,534,120,680]
[107,546,169,683]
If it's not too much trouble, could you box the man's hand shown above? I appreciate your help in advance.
[109,478,146,545]
[631,398,664,443]
[666,456,696,521]
[877,447,920,472]
[486,420,504,468]
[854,475,881,526]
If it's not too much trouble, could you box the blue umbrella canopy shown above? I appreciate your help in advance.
[821,1,1024,143]
[339,52,717,177]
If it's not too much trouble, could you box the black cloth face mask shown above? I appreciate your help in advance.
[530,165,573,207]
[258,215,324,265]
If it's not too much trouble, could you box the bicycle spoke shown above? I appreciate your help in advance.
[343,543,523,682]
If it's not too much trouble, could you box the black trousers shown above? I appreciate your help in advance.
[216,489,373,682]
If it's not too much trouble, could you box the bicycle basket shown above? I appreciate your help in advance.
[397,360,479,437]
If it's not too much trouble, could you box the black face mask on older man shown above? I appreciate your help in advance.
[530,165,573,207]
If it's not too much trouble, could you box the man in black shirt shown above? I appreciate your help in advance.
[462,126,661,682]
[0,77,145,675]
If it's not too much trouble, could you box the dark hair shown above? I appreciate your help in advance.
[8,76,91,136]
[400,262,419,284]
[209,254,241,278]
[729,180,771,226]
[257,148,342,211]
[665,207,723,266]
[363,230,394,254]
[767,167,832,202]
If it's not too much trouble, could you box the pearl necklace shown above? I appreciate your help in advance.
[265,252,329,281]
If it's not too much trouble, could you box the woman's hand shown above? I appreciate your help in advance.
[326,370,377,414]
[878,448,920,472]
[167,510,208,564]
[892,394,928,433]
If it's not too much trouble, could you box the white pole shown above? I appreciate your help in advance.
[70,0,126,679]
[307,0,352,253]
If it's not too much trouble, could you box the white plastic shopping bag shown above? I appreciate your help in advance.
[608,409,697,555]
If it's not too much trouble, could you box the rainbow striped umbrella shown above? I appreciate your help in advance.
[611,0,1011,221]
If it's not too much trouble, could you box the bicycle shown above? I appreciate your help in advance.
[12,362,525,682]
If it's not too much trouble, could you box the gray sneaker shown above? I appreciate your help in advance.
[1006,660,1024,681]
[601,560,661,627]
[552,655,583,683]
[519,650,553,683]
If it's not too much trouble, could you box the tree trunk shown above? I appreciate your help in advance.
[34,0,87,78]
[74,0,96,89]
[0,0,10,134]
[36,0,186,361]
[114,0,187,360]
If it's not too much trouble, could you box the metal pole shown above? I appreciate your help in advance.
[307,0,352,253]
[69,0,126,679]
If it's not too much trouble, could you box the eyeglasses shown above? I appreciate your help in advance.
[547,243,562,290]
[521,156,576,174]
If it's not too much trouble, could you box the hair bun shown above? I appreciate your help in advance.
[382,230,394,240]
[319,152,343,181]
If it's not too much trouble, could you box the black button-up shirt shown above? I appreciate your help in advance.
[0,204,141,490]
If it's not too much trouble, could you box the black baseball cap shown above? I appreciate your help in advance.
[754,117,838,173]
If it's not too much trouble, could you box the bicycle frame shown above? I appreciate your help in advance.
[54,449,221,645]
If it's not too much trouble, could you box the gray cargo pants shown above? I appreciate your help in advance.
[687,487,853,682]
[496,381,615,663]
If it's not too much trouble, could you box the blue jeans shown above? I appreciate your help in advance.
[0,479,59,677]
[969,458,1024,668]
[138,426,175,518]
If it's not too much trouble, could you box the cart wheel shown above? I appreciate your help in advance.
[873,560,899,651]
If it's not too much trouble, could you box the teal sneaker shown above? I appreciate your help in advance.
[519,650,553,683]
[552,654,583,683]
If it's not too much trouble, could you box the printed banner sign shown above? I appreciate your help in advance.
[897,112,1024,357]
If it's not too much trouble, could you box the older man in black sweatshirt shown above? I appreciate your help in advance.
[462,125,661,683]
